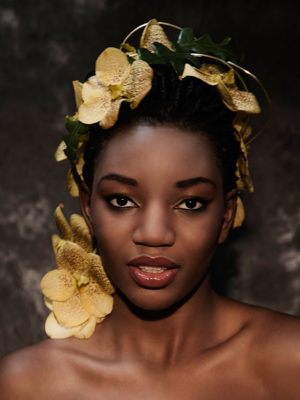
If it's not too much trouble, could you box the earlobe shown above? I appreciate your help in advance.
[218,189,238,244]
[79,183,94,236]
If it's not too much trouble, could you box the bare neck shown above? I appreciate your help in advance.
[93,278,235,367]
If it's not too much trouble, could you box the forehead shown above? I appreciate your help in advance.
[93,124,222,186]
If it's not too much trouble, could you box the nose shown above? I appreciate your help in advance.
[132,203,175,247]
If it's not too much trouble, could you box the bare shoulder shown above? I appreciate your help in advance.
[247,304,300,358]
[234,300,300,399]
[0,339,79,400]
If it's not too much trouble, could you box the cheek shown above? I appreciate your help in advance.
[90,201,133,262]
[175,203,225,273]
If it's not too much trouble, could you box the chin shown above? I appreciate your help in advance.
[117,286,194,316]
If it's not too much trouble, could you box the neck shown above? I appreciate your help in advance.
[96,276,227,367]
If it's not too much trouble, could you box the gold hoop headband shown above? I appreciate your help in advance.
[122,21,271,144]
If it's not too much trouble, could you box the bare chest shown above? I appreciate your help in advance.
[35,359,269,400]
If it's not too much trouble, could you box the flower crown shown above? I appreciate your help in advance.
[55,19,269,227]
[41,20,269,340]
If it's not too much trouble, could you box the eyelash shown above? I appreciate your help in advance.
[175,198,208,211]
[106,194,208,212]
[107,194,137,209]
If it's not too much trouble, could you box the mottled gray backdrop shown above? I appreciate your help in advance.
[1,0,299,357]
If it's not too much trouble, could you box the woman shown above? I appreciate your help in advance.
[1,20,300,399]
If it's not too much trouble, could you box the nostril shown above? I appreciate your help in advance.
[132,224,175,247]
[132,206,176,247]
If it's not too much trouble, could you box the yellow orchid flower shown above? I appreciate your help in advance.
[180,63,261,114]
[139,18,173,52]
[233,197,246,229]
[40,204,114,339]
[72,47,153,130]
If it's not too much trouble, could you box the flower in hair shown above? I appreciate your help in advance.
[180,63,260,114]
[40,204,114,339]
[72,47,153,129]
[56,19,267,227]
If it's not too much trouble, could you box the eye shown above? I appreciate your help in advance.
[175,198,207,211]
[108,195,137,208]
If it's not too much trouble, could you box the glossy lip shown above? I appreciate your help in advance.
[128,266,179,289]
[127,255,180,269]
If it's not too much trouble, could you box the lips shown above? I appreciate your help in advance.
[127,255,180,289]
[127,255,180,268]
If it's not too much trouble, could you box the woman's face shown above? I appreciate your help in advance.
[82,125,236,311]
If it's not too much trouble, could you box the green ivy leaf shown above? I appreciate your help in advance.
[138,42,200,74]
[137,28,238,74]
[177,27,195,49]
[65,115,88,135]
[178,28,237,62]
[63,116,89,163]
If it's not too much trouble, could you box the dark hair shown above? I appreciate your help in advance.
[83,64,240,193]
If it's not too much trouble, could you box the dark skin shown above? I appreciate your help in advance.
[1,125,300,399]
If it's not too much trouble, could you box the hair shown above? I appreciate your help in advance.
[82,64,240,193]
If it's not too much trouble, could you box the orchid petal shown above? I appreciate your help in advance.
[55,141,67,162]
[100,98,126,130]
[72,316,97,339]
[41,269,77,301]
[54,204,73,241]
[72,80,83,108]
[95,47,131,86]
[70,214,93,253]
[53,291,90,328]
[140,19,173,52]
[56,240,90,273]
[88,253,115,295]
[80,281,113,319]
[122,60,153,109]
[45,312,73,339]
[233,197,245,228]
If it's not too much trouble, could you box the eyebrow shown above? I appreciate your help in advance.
[98,173,138,186]
[175,177,216,189]
[98,173,215,189]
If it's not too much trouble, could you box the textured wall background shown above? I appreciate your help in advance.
[0,0,299,357]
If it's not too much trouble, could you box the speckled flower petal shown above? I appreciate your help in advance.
[70,214,93,253]
[140,19,173,52]
[80,281,113,319]
[72,316,97,339]
[41,269,77,302]
[88,253,115,294]
[45,312,73,339]
[67,168,79,197]
[95,47,131,86]
[233,197,245,228]
[55,141,67,162]
[228,90,261,114]
[56,240,90,273]
[100,98,126,130]
[72,80,83,109]
[80,76,100,99]
[53,291,90,328]
[181,63,220,86]
[233,113,252,140]
[216,80,237,110]
[76,77,111,124]
[54,204,73,241]
[236,154,253,192]
[66,155,85,198]
[217,79,261,114]
[122,60,153,109]
[52,234,64,255]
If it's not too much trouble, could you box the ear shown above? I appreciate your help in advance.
[218,188,238,244]
[79,183,94,236]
